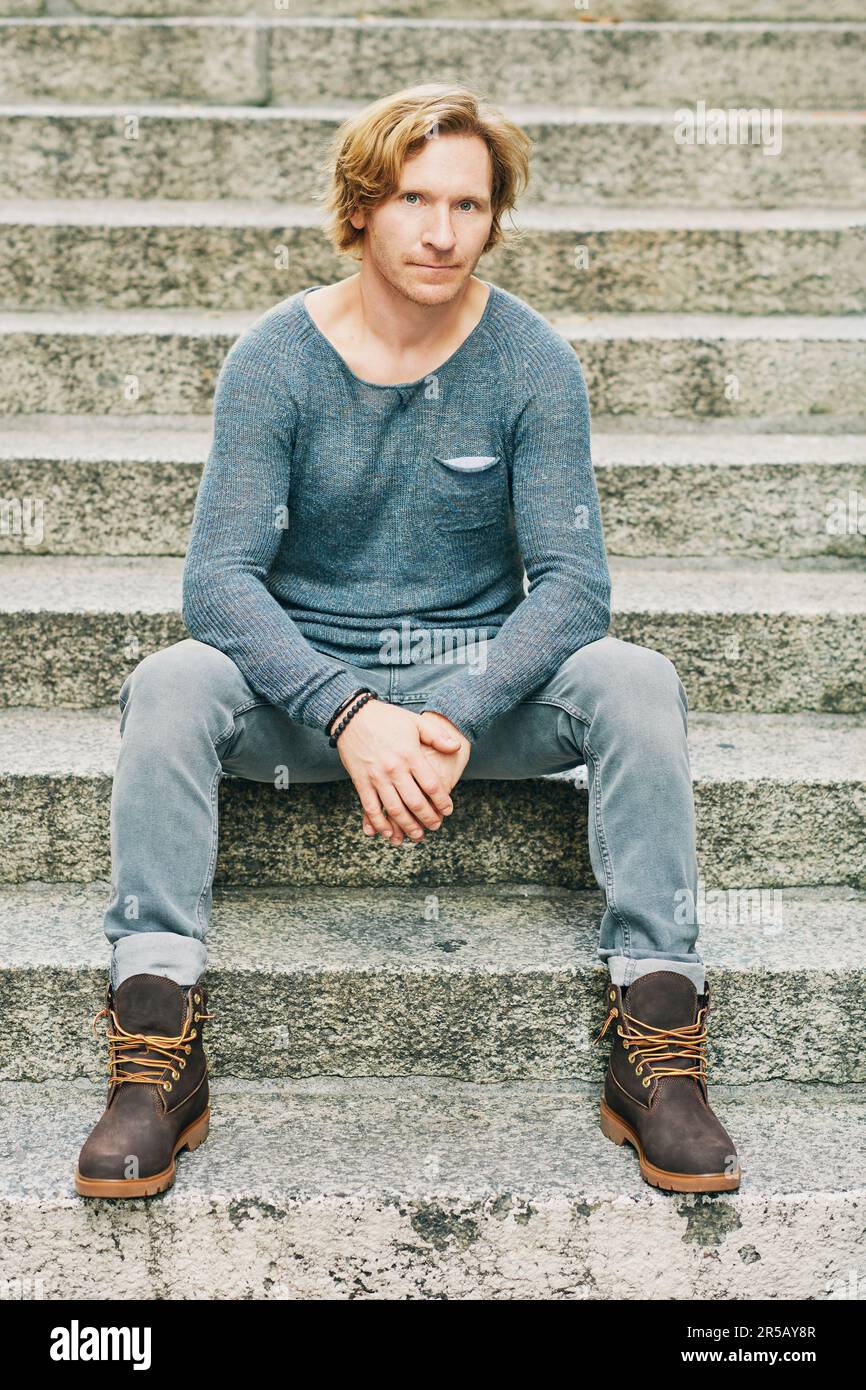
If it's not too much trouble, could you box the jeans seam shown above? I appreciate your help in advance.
[195,762,223,934]
[198,701,269,928]
[523,695,633,959]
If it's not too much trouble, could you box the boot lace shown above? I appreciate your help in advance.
[90,997,216,1090]
[592,1000,708,1081]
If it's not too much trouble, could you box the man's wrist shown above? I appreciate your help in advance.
[326,688,368,736]
[327,688,379,746]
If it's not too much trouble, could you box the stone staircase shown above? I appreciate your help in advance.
[0,0,864,1300]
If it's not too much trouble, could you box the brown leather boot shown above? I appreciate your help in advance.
[592,970,741,1193]
[74,972,215,1198]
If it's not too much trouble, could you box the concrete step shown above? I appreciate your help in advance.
[3,200,864,314]
[3,415,865,560]
[0,413,206,556]
[2,879,863,1085]
[5,2,862,21]
[1,554,864,712]
[597,426,866,559]
[2,18,864,108]
[1,308,864,418]
[2,1074,863,1298]
[0,705,863,888]
[2,104,863,207]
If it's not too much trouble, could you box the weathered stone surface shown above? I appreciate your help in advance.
[2,203,864,315]
[0,707,863,888]
[266,19,866,109]
[1,107,863,206]
[0,880,863,1085]
[34,2,866,19]
[1,554,864,709]
[1,310,864,417]
[1,1075,863,1299]
[3,417,865,559]
[2,17,863,108]
[0,0,863,1302]
[0,17,265,104]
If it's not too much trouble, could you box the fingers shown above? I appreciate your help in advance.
[410,752,455,818]
[356,775,413,846]
[395,769,447,834]
[373,772,432,841]
[365,760,449,842]
[353,727,457,845]
[374,765,452,843]
[356,776,396,840]
[363,809,406,845]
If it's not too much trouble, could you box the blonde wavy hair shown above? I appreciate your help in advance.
[316,83,532,261]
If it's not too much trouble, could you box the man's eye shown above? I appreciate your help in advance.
[402,195,477,210]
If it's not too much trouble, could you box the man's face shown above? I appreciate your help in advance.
[351,132,494,306]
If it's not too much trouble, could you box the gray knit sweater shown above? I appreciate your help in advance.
[181,279,611,744]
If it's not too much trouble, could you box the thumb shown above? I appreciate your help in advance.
[418,712,462,747]
[418,726,461,749]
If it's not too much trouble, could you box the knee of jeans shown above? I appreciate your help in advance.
[626,644,686,711]
[120,638,243,715]
[571,638,686,715]
[633,644,683,699]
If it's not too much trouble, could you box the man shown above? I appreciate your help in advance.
[75,83,739,1200]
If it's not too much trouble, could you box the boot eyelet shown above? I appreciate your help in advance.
[642,1077,651,1088]
[608,988,616,1000]
[616,1026,623,1036]
[628,1053,636,1065]
[185,1044,192,1054]
[194,1012,200,1021]
[190,1030,196,1039]
[178,1059,186,1069]
[172,1070,179,1080]
[194,994,201,1004]
[636,1065,643,1075]
[164,1081,172,1092]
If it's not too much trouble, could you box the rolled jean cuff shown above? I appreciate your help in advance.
[110,931,207,992]
[606,954,706,995]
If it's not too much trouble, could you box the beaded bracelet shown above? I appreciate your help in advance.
[325,688,365,735]
[328,689,378,747]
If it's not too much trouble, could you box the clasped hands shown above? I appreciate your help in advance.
[334,698,471,846]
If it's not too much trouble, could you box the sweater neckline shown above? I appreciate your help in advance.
[300,279,497,389]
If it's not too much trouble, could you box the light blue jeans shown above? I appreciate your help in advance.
[103,635,706,994]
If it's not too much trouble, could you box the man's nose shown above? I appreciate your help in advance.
[422,213,458,246]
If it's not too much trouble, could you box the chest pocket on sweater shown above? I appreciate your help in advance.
[429,453,506,531]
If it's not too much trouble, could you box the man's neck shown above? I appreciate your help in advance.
[304,272,490,387]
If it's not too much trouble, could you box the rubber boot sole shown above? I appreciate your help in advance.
[74,1105,210,1199]
[599,1097,741,1193]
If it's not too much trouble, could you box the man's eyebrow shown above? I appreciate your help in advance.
[396,186,491,206]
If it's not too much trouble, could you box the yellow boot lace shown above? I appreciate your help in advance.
[90,996,216,1093]
[592,1000,708,1084]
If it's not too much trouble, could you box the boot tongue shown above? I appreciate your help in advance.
[113,975,186,1058]
[624,972,700,1075]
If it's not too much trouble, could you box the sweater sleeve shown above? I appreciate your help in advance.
[417,345,611,743]
[181,325,368,734]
